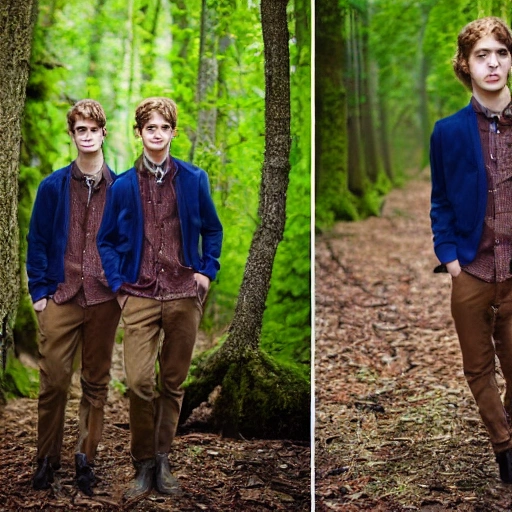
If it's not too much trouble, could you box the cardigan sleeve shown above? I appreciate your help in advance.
[429,121,459,264]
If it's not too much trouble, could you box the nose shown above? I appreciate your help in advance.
[488,52,499,67]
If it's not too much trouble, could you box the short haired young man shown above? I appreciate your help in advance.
[98,97,223,499]
[27,99,121,495]
[430,17,512,482]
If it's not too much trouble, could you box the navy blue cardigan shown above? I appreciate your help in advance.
[430,102,488,266]
[97,157,223,293]
[26,164,117,302]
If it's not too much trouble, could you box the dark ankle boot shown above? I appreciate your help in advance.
[155,453,182,495]
[75,452,95,496]
[497,449,512,483]
[32,456,54,490]
[123,459,155,500]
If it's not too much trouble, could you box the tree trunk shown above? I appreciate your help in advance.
[315,0,353,221]
[189,0,219,167]
[418,3,431,167]
[180,0,309,441]
[0,0,38,359]
[87,0,107,83]
[225,0,291,354]
[359,1,380,183]
[138,0,162,84]
[346,9,365,196]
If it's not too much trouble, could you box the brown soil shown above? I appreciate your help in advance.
[315,173,512,511]
[0,336,310,511]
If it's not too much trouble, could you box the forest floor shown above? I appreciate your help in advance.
[315,171,512,511]
[0,335,310,510]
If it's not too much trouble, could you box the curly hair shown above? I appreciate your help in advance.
[453,17,512,89]
[67,99,107,132]
[134,97,178,132]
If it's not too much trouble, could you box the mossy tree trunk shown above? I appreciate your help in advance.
[181,0,310,441]
[315,0,354,222]
[0,0,38,368]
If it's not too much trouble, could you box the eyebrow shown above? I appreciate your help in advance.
[473,45,508,52]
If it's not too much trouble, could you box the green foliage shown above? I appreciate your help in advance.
[0,351,39,399]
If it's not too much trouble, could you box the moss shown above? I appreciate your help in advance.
[211,350,310,440]
[0,350,39,399]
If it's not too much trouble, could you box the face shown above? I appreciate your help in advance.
[138,111,175,155]
[70,117,105,154]
[468,34,512,95]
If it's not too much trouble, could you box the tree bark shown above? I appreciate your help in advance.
[315,0,352,219]
[0,0,38,346]
[222,0,291,357]
[346,9,365,196]
[359,1,380,183]
[189,0,219,165]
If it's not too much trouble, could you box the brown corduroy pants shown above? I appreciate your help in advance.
[451,271,512,453]
[36,298,120,466]
[121,296,202,462]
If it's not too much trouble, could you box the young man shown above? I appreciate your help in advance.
[430,17,512,483]
[97,97,223,499]
[27,99,121,495]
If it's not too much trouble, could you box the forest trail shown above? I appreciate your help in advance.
[0,341,310,511]
[315,172,512,511]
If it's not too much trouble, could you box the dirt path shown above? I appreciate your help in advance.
[315,174,512,511]
[0,341,310,511]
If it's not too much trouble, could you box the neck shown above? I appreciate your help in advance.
[473,86,512,113]
[76,151,104,175]
[144,148,169,165]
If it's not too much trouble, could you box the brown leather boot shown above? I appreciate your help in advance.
[123,459,155,500]
[155,453,182,495]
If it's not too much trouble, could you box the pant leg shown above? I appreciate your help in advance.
[156,297,202,454]
[491,279,512,425]
[77,299,121,461]
[122,296,162,462]
[36,300,83,465]
[451,271,512,453]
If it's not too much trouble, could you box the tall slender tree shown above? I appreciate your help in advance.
[190,0,219,166]
[180,0,309,440]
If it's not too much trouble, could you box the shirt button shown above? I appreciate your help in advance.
[496,239,500,245]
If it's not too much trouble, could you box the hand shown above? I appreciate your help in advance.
[446,259,462,278]
[194,273,210,303]
[33,298,47,312]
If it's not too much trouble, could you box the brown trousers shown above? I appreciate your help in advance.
[122,296,202,462]
[36,298,120,465]
[451,271,512,453]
